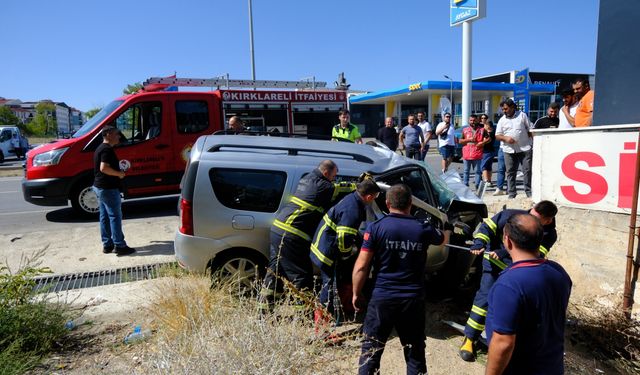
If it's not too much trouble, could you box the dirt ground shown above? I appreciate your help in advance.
[3,193,638,374]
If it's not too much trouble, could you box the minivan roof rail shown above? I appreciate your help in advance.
[207,142,374,164]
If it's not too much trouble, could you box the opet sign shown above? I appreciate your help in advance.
[532,125,640,214]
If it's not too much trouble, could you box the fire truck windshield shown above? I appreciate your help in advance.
[72,100,124,138]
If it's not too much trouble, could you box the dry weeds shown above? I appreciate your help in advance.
[567,296,640,374]
[139,275,358,374]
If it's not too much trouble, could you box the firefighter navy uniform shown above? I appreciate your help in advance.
[310,191,367,316]
[259,168,355,311]
[462,209,558,348]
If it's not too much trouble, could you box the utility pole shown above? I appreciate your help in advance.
[461,21,472,127]
[248,0,256,81]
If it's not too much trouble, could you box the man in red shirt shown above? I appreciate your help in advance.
[459,115,485,189]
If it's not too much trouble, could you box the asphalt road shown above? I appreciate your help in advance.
[0,149,467,236]
[0,176,178,236]
[0,158,24,168]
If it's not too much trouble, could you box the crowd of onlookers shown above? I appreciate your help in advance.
[374,76,595,199]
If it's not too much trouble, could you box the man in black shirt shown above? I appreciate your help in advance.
[533,102,560,129]
[376,117,398,151]
[93,126,134,256]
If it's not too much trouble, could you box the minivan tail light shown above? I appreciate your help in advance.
[179,198,194,235]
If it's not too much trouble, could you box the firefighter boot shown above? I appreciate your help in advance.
[459,337,476,362]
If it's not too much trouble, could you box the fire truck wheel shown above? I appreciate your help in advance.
[71,183,100,216]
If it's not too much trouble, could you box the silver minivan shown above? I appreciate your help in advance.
[175,135,487,287]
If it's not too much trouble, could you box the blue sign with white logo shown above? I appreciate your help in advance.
[514,68,530,114]
[450,0,485,27]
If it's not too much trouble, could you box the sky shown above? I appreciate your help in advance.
[1,0,600,112]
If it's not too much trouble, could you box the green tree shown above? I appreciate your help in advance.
[84,107,102,119]
[0,106,20,125]
[123,82,143,95]
[26,102,57,136]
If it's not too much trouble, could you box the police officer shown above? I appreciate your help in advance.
[332,109,363,144]
[310,175,380,320]
[259,160,355,312]
[459,200,558,362]
[352,184,451,374]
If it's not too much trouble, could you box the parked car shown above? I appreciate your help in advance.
[174,135,488,289]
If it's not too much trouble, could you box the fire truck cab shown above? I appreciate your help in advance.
[21,76,348,215]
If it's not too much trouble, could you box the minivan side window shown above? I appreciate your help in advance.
[112,102,162,144]
[209,168,287,213]
[176,101,209,134]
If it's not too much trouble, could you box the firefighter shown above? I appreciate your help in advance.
[310,175,381,320]
[459,200,558,362]
[258,160,355,312]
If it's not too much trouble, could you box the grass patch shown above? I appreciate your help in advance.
[141,274,358,374]
[0,249,70,375]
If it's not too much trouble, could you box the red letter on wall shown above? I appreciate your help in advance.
[560,152,608,204]
[619,142,637,209]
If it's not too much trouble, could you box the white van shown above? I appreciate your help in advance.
[0,126,21,163]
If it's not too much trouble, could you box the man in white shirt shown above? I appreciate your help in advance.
[417,111,432,160]
[495,99,533,199]
[558,88,578,129]
[435,113,456,174]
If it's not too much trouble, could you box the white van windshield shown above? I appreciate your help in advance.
[72,100,124,138]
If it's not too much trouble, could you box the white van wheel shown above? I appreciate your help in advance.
[71,184,100,216]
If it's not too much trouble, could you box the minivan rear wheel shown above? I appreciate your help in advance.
[210,250,267,293]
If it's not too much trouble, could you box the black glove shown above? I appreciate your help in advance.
[443,222,454,231]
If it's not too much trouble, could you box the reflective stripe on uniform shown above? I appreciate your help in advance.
[284,207,305,226]
[273,219,311,241]
[331,182,356,201]
[471,305,487,317]
[337,226,359,253]
[483,253,508,270]
[483,218,497,235]
[474,232,491,243]
[466,317,485,331]
[539,245,549,257]
[310,243,334,267]
[290,196,323,212]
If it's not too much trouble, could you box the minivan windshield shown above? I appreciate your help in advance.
[72,100,124,138]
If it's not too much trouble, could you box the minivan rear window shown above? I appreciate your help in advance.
[209,168,287,213]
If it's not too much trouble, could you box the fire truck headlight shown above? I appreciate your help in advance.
[32,147,69,167]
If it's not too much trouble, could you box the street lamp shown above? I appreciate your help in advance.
[443,75,454,115]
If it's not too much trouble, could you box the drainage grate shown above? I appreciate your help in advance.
[33,262,179,293]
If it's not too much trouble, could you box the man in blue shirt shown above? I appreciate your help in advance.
[352,184,451,374]
[485,214,572,375]
[399,114,426,160]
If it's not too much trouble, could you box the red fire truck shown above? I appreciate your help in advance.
[22,76,348,215]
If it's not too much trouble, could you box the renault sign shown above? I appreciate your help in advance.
[450,0,486,27]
